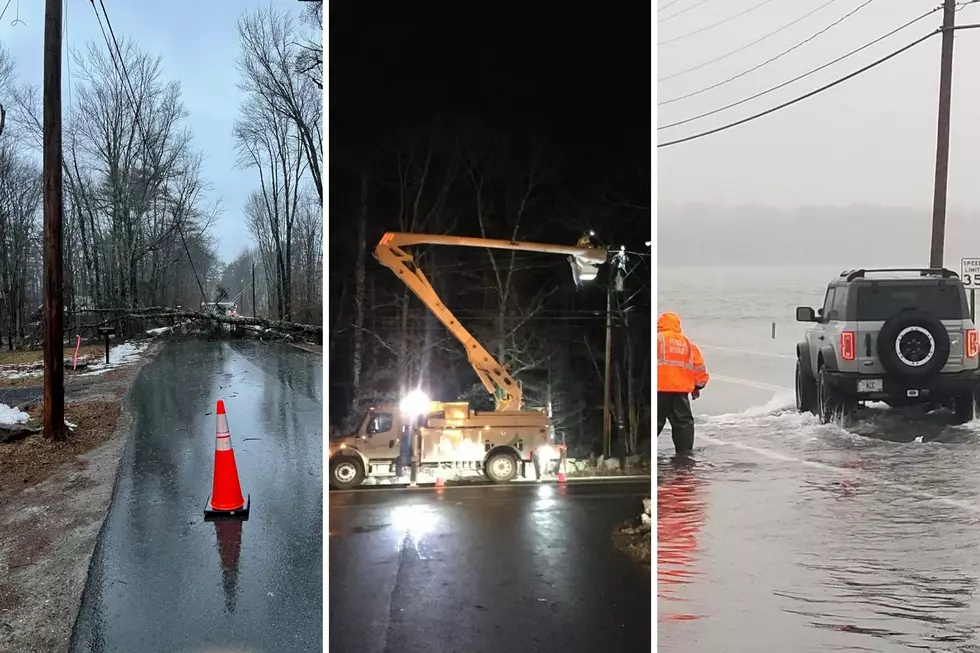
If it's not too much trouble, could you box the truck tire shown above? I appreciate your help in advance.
[796,357,817,415]
[485,450,519,483]
[330,457,364,490]
[817,366,847,424]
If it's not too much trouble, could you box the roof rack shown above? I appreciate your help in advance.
[841,268,958,282]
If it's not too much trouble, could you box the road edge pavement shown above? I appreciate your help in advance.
[0,343,161,653]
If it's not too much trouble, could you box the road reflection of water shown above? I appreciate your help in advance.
[658,460,706,623]
[658,399,980,652]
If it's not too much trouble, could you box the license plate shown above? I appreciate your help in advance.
[857,379,883,393]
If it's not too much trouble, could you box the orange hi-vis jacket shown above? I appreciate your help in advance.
[658,312,709,394]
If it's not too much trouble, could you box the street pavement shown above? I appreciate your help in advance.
[329,480,651,652]
[71,340,322,653]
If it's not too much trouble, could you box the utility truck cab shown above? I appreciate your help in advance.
[328,399,557,489]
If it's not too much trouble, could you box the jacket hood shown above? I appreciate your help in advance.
[658,312,682,333]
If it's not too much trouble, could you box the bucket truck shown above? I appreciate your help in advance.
[329,232,607,489]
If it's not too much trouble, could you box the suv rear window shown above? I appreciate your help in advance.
[855,284,966,321]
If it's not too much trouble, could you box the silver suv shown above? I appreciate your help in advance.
[795,268,980,423]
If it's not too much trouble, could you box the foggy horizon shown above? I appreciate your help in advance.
[658,0,980,257]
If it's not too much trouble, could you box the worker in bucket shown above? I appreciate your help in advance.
[657,312,709,456]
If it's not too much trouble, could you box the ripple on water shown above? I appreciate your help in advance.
[661,396,980,649]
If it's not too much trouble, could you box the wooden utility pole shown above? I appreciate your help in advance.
[251,263,256,318]
[42,0,67,440]
[929,0,956,268]
[602,281,613,459]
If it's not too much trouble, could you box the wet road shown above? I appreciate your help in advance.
[329,480,650,652]
[658,338,980,652]
[71,341,322,653]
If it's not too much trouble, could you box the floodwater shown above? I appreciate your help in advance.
[71,341,322,653]
[659,266,980,652]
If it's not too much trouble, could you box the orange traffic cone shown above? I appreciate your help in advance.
[434,476,445,488]
[557,446,567,483]
[204,400,250,521]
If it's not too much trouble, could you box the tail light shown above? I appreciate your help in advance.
[840,331,856,361]
[968,329,979,358]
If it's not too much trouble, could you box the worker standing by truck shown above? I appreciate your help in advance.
[657,312,709,456]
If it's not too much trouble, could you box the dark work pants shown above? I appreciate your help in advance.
[658,391,695,454]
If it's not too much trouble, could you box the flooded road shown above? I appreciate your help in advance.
[659,266,980,652]
[71,341,322,653]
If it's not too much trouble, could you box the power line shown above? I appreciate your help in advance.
[659,0,844,82]
[659,0,779,46]
[658,29,937,149]
[90,0,209,303]
[659,8,939,130]
[659,0,713,24]
[660,0,879,106]
[659,0,687,11]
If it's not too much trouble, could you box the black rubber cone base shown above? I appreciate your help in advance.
[204,494,250,521]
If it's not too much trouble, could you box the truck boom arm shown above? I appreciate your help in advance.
[375,232,607,411]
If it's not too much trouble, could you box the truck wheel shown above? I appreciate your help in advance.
[952,392,976,424]
[817,366,847,424]
[330,457,364,490]
[485,451,519,483]
[795,358,817,415]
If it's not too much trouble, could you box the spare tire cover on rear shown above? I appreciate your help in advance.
[876,309,950,381]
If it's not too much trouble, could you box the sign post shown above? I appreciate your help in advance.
[960,258,980,322]
[98,326,116,365]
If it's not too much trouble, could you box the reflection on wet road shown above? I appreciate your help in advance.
[71,341,322,653]
[659,344,980,652]
[330,481,651,652]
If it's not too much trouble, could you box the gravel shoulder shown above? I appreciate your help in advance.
[0,341,161,653]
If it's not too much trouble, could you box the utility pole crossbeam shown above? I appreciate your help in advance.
[930,0,956,269]
[42,0,67,440]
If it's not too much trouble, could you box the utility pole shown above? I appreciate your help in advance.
[602,280,613,459]
[42,0,67,440]
[929,0,956,268]
[251,262,256,318]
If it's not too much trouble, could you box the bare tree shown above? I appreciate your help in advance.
[235,98,307,320]
[459,130,562,406]
[0,143,41,348]
[237,6,322,200]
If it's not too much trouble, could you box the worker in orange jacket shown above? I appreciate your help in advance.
[657,312,709,455]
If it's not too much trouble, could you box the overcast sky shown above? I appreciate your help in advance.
[1,0,299,262]
[658,0,980,213]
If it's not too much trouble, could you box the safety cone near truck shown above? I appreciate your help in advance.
[204,400,250,521]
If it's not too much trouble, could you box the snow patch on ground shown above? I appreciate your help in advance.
[79,342,149,376]
[2,368,43,380]
[0,403,30,425]
[145,326,172,336]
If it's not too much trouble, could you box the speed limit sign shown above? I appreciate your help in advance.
[961,258,980,288]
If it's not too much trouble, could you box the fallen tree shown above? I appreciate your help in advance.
[59,307,322,344]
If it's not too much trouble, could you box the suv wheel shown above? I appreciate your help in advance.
[952,392,977,424]
[795,358,817,415]
[877,310,950,381]
[817,366,847,424]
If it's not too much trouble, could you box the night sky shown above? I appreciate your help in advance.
[330,3,651,207]
[328,2,651,439]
